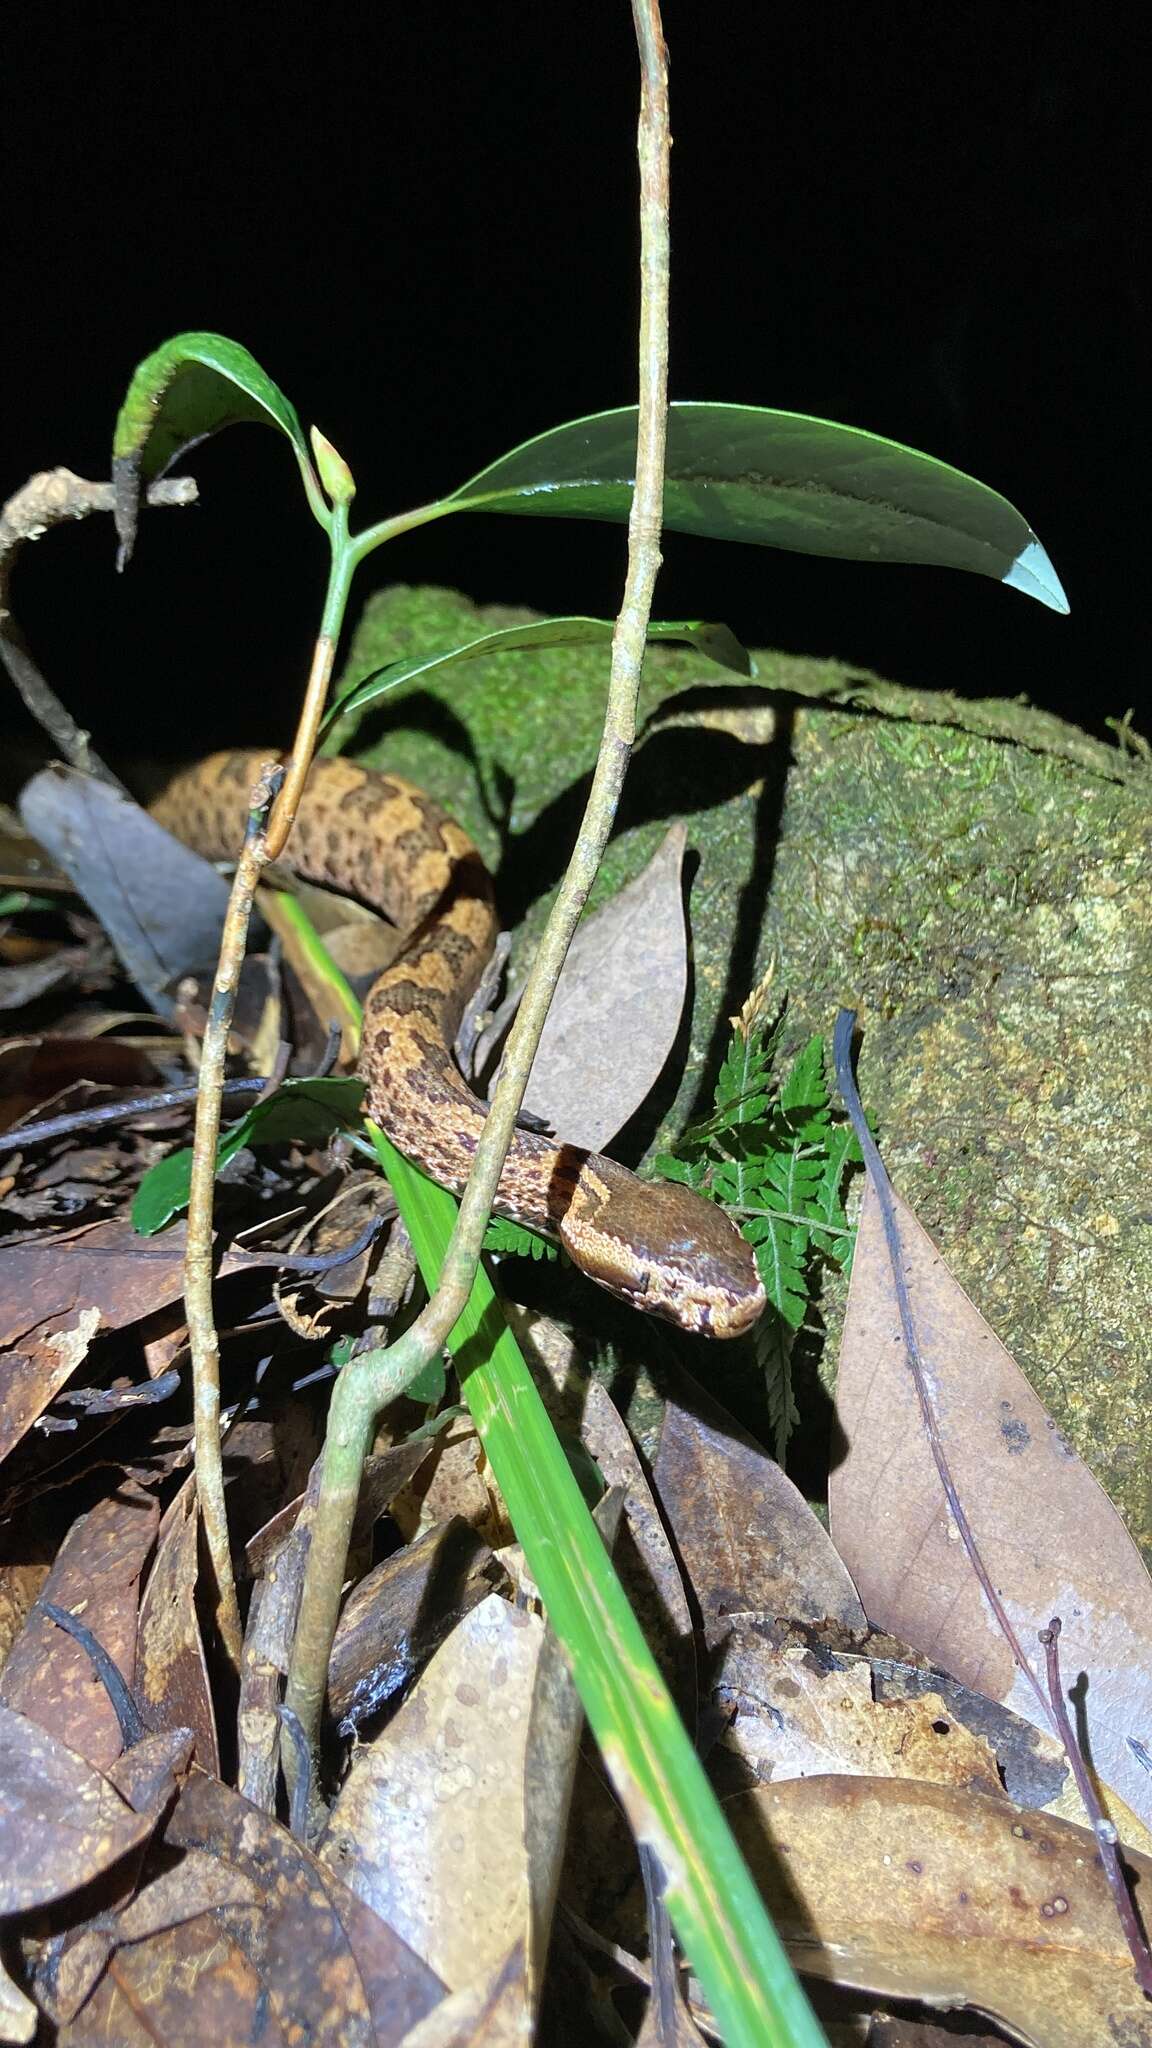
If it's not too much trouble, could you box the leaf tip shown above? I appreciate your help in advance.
[1003,534,1069,615]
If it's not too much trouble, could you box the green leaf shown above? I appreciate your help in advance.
[406,1354,448,1406]
[697,1009,784,1141]
[322,614,750,739]
[131,1076,365,1234]
[778,1035,830,1140]
[741,1213,808,1329]
[483,1215,560,1262]
[649,1150,706,1190]
[756,1310,800,1464]
[112,331,315,565]
[811,1126,859,1227]
[443,402,1068,612]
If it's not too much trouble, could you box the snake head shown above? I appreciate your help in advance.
[558,1156,766,1340]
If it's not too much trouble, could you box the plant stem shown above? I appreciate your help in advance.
[282,0,673,1780]
[183,774,281,1666]
[183,520,353,1671]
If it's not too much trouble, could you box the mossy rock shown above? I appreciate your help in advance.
[335,584,1152,1552]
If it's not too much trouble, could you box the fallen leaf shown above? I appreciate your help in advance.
[135,1479,218,1773]
[0,1955,36,2046]
[329,1517,502,1735]
[494,824,689,1153]
[0,1486,159,1771]
[19,767,235,1012]
[0,1034,159,1131]
[163,1769,440,2039]
[0,1306,101,1465]
[653,1374,866,1647]
[715,1638,1004,1797]
[830,1178,1152,1830]
[0,1218,241,1461]
[727,1773,1152,2048]
[390,1423,510,1549]
[395,1942,529,2048]
[320,1594,546,1997]
[0,1704,153,1914]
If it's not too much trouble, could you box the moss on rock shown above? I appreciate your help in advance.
[335,584,1152,1551]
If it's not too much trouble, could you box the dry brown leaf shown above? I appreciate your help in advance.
[320,1595,544,1996]
[73,1766,444,2048]
[0,1703,153,1914]
[0,1033,159,1130]
[0,1216,242,1463]
[135,1478,218,1773]
[391,1424,510,1549]
[395,1941,530,2048]
[55,1912,275,2045]
[329,1517,501,1735]
[0,1486,159,1771]
[0,1305,100,1464]
[653,1376,866,1647]
[727,1772,1152,2048]
[716,1639,1004,1798]
[506,823,689,1153]
[830,1178,1152,1830]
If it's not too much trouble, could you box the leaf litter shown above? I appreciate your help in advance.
[2,739,1152,2043]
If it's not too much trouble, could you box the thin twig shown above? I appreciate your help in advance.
[283,0,671,1795]
[0,1077,267,1154]
[0,469,197,787]
[184,771,283,1667]
[182,608,346,1675]
[1040,1619,1152,1997]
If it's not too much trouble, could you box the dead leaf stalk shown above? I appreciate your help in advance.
[0,469,196,790]
[1040,1617,1152,1997]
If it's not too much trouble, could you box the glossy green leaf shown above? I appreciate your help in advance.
[444,402,1068,611]
[112,331,314,565]
[322,614,750,738]
[131,1076,365,1234]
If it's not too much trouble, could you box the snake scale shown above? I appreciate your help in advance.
[152,752,766,1339]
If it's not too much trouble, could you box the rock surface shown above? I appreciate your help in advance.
[333,584,1152,1551]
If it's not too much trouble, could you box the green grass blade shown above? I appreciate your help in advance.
[367,1123,825,2048]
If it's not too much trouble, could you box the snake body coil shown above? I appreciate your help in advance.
[153,752,765,1339]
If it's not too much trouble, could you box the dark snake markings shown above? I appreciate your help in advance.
[153,752,765,1338]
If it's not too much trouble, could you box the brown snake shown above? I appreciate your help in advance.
[152,752,765,1339]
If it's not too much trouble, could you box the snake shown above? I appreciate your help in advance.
[152,752,766,1339]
